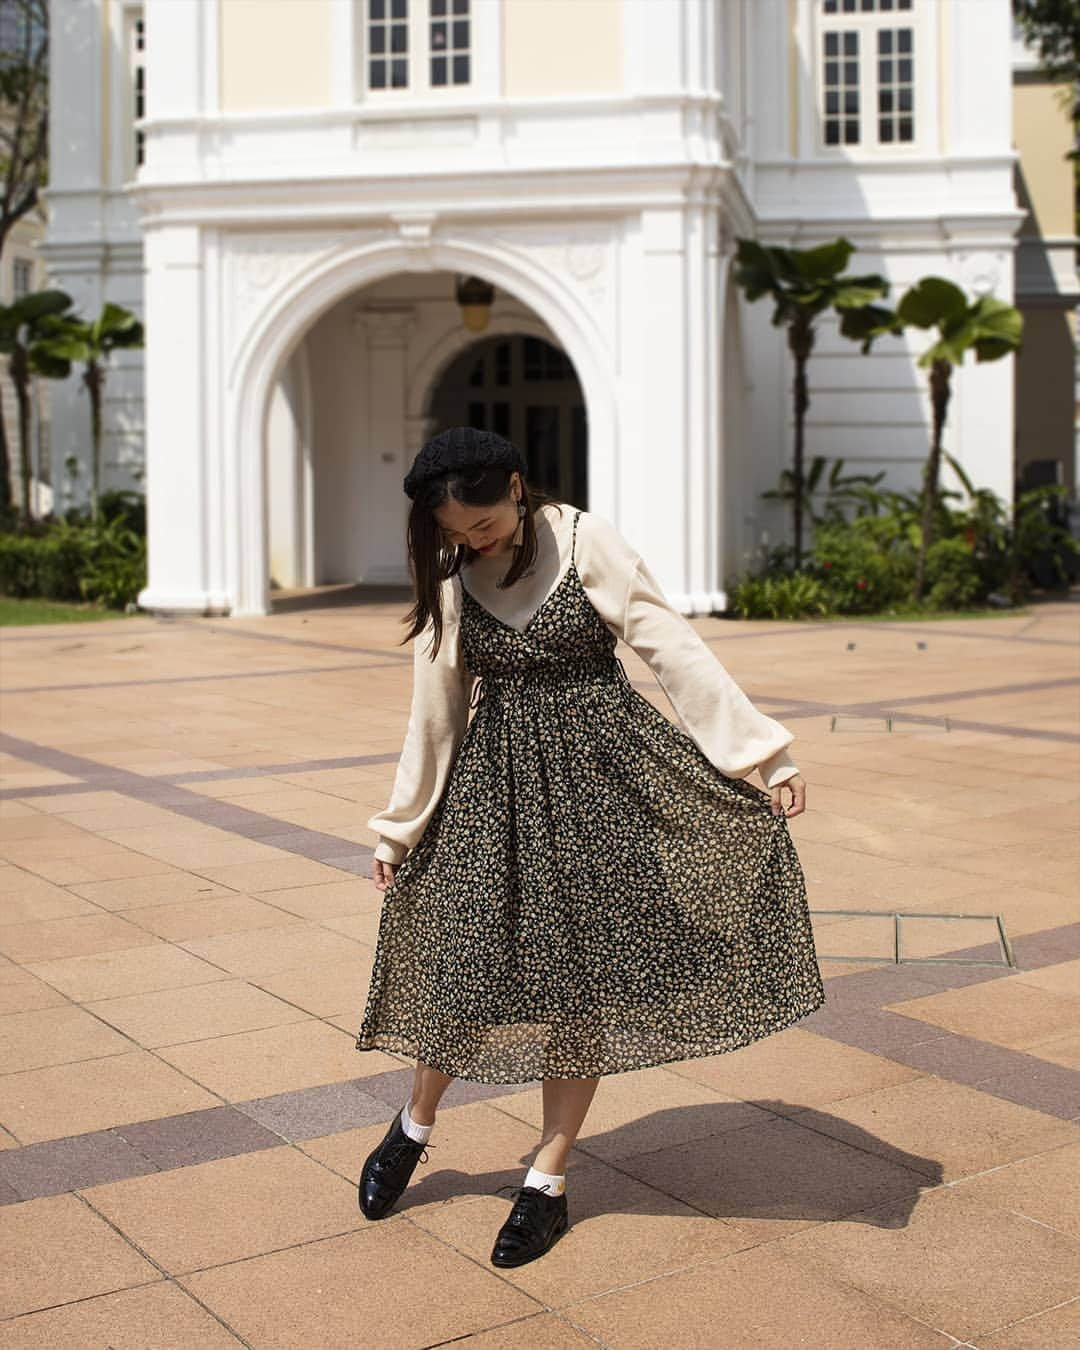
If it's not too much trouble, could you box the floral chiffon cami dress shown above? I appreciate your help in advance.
[355,508,826,1083]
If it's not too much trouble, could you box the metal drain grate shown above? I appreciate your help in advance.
[830,715,951,733]
[811,909,1015,968]
[831,715,892,732]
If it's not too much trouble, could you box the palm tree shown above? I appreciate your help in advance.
[35,302,144,522]
[0,289,73,523]
[842,277,1024,600]
[733,238,890,566]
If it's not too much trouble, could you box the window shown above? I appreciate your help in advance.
[128,10,146,169]
[364,0,471,95]
[823,0,912,11]
[12,257,32,300]
[368,0,407,89]
[823,31,859,146]
[819,0,916,150]
[429,0,470,87]
[876,27,914,144]
[0,0,46,62]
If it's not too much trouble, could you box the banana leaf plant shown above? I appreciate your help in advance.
[35,302,145,523]
[733,238,890,566]
[0,290,74,523]
[762,454,887,528]
[841,278,1023,600]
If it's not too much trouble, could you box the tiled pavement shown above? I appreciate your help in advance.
[0,593,1078,1348]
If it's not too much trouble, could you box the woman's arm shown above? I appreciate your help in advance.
[577,512,800,789]
[367,575,473,866]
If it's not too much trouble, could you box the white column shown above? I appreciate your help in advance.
[632,206,724,616]
[358,307,415,584]
[144,0,217,119]
[137,225,223,613]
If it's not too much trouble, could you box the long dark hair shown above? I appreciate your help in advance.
[401,466,564,658]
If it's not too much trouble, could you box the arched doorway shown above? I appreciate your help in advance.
[427,333,588,506]
[220,238,616,616]
[269,286,594,594]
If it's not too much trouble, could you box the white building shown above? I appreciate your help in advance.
[43,0,1039,617]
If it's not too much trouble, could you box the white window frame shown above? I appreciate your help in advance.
[813,0,929,156]
[12,257,33,301]
[109,0,145,185]
[350,0,499,103]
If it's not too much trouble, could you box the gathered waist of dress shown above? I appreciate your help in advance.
[469,656,632,708]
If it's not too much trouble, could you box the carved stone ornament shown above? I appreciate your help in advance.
[469,222,616,350]
[958,252,1004,298]
[226,233,345,359]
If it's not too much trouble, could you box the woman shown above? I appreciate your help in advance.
[355,426,825,1268]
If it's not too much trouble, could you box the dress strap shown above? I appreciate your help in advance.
[571,507,582,567]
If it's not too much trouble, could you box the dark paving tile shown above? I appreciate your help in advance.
[967,1060,1080,1121]
[1012,924,1080,969]
[889,1033,1047,1088]
[235,1082,395,1140]
[164,753,399,785]
[322,854,374,874]
[0,1129,160,1202]
[354,1067,430,1110]
[438,1077,537,1106]
[931,941,1011,965]
[113,1105,281,1169]
[253,832,358,860]
[0,1174,23,1205]
[802,1008,954,1056]
[892,961,1016,992]
[812,967,947,1011]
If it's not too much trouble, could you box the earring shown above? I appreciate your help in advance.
[511,499,526,547]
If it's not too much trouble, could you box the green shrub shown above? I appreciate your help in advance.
[1012,486,1080,591]
[0,516,146,610]
[730,571,830,620]
[809,518,912,613]
[98,489,147,536]
[924,536,983,610]
[728,462,1078,620]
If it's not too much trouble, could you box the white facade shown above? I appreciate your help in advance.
[43,0,1023,617]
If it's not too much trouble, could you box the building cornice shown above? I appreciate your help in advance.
[128,161,752,231]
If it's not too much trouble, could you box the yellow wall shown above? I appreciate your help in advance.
[1012,78,1075,239]
[503,0,622,98]
[220,0,332,112]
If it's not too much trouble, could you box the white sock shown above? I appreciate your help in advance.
[400,1101,432,1144]
[524,1164,565,1196]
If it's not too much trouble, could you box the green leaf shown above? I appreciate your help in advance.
[13,290,74,324]
[838,303,903,352]
[790,238,854,281]
[33,334,90,362]
[832,274,891,308]
[93,303,144,350]
[29,351,72,378]
[897,277,968,329]
[943,451,976,497]
[970,297,1023,356]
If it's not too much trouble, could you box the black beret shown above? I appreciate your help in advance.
[403,427,527,500]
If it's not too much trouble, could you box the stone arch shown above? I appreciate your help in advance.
[231,236,616,615]
[406,310,556,441]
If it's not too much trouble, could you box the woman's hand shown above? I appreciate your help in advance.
[372,858,398,891]
[769,773,806,819]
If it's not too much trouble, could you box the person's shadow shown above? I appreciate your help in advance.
[394,1097,943,1233]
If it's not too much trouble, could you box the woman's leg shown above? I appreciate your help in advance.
[533,1076,600,1174]
[408,1059,454,1126]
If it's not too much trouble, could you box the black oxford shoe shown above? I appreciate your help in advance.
[490,1184,569,1267]
[358,1113,433,1220]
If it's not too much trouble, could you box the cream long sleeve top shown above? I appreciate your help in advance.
[368,503,800,866]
